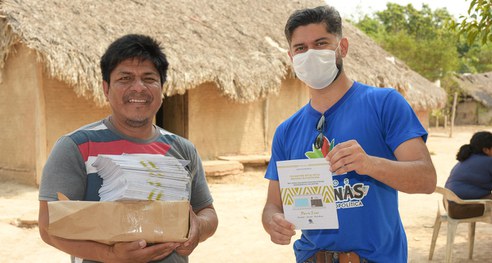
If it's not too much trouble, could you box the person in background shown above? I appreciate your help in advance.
[261,5,436,263]
[445,131,492,219]
[38,34,218,263]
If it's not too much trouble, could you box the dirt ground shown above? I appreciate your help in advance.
[1,125,491,263]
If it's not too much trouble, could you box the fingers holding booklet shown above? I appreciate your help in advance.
[267,212,296,245]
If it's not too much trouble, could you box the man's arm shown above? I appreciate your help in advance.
[175,204,218,256]
[327,137,436,194]
[262,180,296,245]
[194,205,218,242]
[39,201,179,263]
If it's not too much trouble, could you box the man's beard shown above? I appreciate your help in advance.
[333,58,343,82]
[125,118,149,128]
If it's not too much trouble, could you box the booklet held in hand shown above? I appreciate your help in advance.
[277,158,338,230]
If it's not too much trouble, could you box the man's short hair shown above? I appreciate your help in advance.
[100,34,169,85]
[284,5,343,45]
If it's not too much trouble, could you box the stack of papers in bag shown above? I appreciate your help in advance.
[92,154,191,201]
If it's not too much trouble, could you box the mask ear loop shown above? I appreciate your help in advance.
[334,41,341,54]
[335,38,347,57]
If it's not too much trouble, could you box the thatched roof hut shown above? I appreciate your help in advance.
[453,72,492,125]
[0,0,444,109]
[0,0,446,185]
[454,72,492,108]
[0,0,317,106]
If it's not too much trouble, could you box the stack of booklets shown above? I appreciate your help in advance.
[92,154,191,202]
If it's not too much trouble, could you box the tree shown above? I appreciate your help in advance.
[456,40,492,73]
[356,3,459,81]
[354,2,492,120]
[448,0,492,45]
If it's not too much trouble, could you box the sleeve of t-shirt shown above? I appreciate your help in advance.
[190,150,214,211]
[264,124,287,181]
[39,136,87,201]
[175,138,213,211]
[381,90,428,152]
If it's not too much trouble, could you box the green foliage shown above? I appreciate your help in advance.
[353,2,492,117]
[457,40,492,73]
[355,3,459,81]
[355,15,385,40]
[448,0,492,45]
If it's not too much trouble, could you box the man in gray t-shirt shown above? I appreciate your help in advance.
[38,34,218,263]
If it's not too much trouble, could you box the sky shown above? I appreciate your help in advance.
[326,0,471,21]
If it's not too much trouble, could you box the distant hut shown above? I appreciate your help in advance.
[453,72,492,125]
[0,0,445,185]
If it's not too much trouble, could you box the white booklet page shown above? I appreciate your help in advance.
[277,158,338,230]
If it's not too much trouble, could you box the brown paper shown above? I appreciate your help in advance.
[57,192,69,201]
[48,200,189,244]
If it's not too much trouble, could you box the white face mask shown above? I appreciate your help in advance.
[292,48,339,90]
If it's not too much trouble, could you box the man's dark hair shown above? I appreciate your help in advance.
[100,34,169,85]
[284,5,343,45]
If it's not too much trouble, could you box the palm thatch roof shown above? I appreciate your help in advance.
[342,22,446,111]
[453,72,492,108]
[0,0,445,110]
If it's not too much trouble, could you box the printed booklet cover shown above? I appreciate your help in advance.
[277,158,338,230]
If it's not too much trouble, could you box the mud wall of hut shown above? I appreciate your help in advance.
[44,77,110,155]
[0,44,42,185]
[185,79,309,160]
[0,44,110,185]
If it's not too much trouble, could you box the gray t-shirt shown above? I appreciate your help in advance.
[39,118,213,263]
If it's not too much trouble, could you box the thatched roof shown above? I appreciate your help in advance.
[454,72,492,108]
[342,22,446,111]
[0,0,445,110]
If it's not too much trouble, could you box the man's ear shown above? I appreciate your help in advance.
[339,37,349,57]
[103,81,110,101]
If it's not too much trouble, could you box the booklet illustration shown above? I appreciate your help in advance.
[277,158,338,230]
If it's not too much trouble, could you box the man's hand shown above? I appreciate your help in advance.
[175,208,200,256]
[107,240,179,263]
[326,140,373,175]
[175,204,218,256]
[262,180,296,245]
[326,137,437,194]
[266,212,296,245]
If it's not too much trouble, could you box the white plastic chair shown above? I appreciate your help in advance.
[429,186,492,262]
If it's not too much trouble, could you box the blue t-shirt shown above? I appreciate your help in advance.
[445,154,492,199]
[265,82,427,262]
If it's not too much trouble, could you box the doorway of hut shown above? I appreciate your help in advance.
[156,93,189,139]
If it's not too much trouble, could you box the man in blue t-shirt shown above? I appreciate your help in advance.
[261,5,437,263]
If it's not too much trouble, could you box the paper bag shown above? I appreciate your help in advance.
[48,200,189,244]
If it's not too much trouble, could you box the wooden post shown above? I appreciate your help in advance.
[449,92,458,138]
[263,97,269,152]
